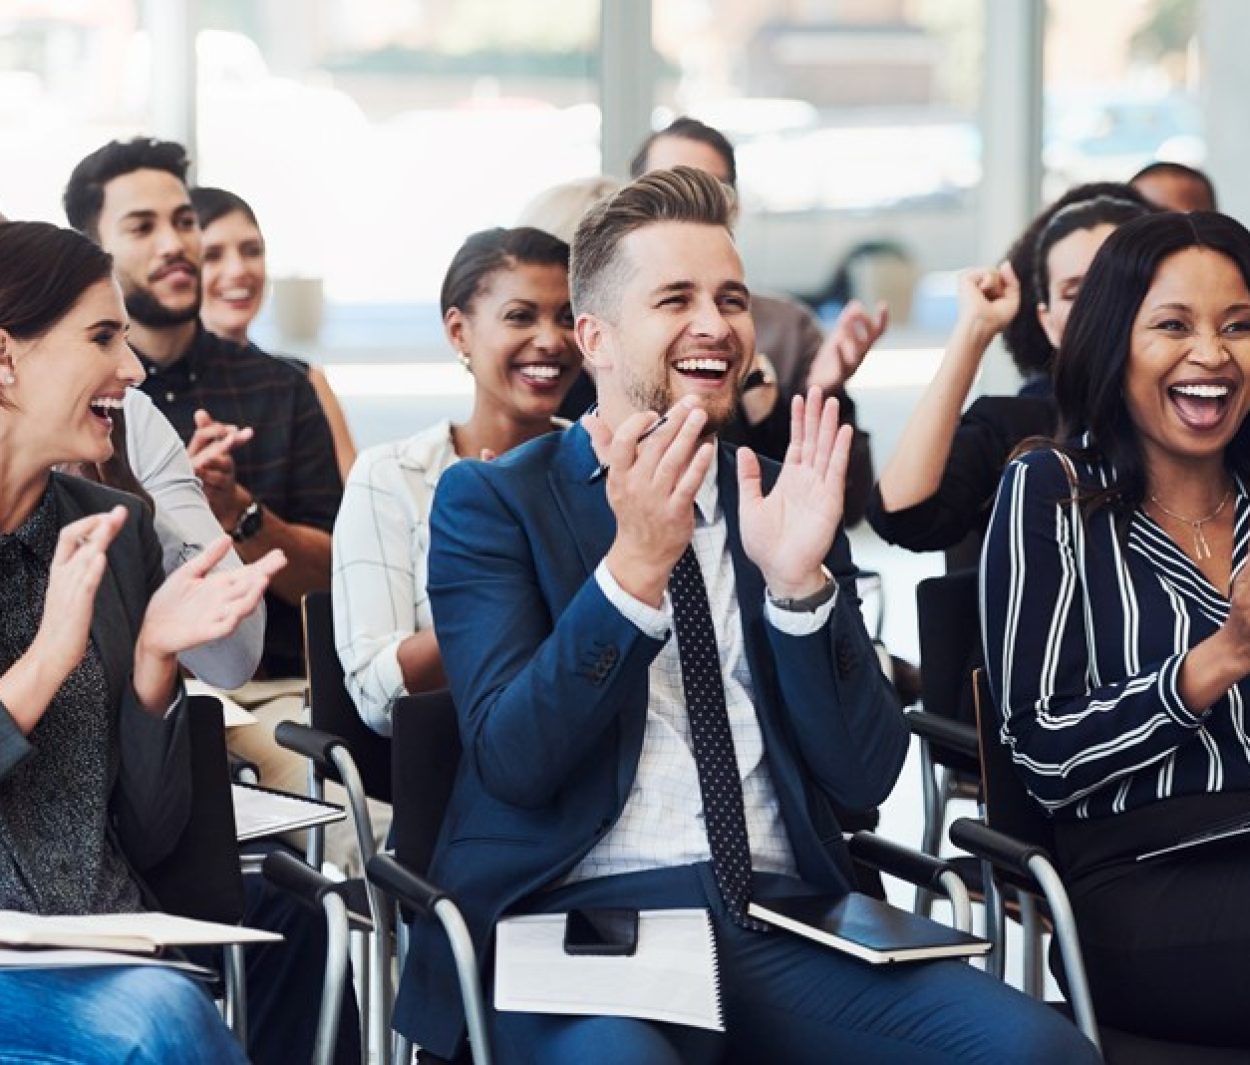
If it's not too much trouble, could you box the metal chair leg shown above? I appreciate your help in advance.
[223,942,248,1049]
[1018,892,1044,998]
[915,744,947,917]
[1027,855,1101,1053]
[314,892,351,1065]
[981,860,1006,980]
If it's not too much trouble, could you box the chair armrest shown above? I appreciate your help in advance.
[274,721,347,780]
[262,850,373,929]
[367,853,446,919]
[949,817,1051,881]
[847,831,957,893]
[905,708,979,759]
[262,849,342,909]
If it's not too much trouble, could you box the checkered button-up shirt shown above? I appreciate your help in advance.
[566,454,837,883]
[137,328,342,678]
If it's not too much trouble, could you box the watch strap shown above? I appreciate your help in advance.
[767,565,836,612]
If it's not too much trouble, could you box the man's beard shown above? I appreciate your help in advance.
[621,358,744,434]
[125,285,201,328]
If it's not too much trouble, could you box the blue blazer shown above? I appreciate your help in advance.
[398,423,908,1055]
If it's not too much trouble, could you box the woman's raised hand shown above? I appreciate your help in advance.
[957,261,1021,340]
[32,506,129,682]
[139,539,285,659]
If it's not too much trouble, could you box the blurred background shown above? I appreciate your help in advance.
[3,0,1246,950]
[0,0,1235,371]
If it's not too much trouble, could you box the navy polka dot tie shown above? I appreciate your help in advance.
[669,545,767,931]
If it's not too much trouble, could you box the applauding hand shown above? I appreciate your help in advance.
[737,387,852,599]
[807,299,888,394]
[187,408,255,529]
[134,539,285,712]
[31,507,129,682]
[585,396,714,607]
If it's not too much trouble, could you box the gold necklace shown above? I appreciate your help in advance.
[1148,489,1232,561]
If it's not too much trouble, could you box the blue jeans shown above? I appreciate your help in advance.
[492,863,1101,1065]
[0,965,246,1064]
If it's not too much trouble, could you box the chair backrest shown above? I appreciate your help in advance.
[143,693,246,924]
[302,590,393,804]
[389,690,460,877]
[915,567,982,774]
[971,669,1056,854]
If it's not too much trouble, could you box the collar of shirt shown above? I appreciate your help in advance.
[694,447,719,525]
[0,481,58,565]
[134,324,219,386]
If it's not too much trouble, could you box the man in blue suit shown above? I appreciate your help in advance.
[401,167,1097,1064]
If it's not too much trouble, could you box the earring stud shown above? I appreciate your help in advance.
[0,371,14,386]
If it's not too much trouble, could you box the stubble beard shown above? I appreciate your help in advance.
[620,362,742,435]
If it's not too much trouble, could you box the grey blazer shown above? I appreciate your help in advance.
[0,473,192,877]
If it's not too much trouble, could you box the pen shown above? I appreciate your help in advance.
[588,411,671,483]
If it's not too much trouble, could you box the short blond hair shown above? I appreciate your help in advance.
[570,166,735,320]
[517,176,622,245]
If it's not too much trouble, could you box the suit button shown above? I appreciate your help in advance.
[836,640,855,678]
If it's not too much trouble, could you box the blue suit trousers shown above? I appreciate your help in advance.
[491,863,1099,1065]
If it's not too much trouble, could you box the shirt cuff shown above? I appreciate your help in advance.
[1159,651,1209,726]
[595,560,671,641]
[345,638,408,735]
[765,583,839,636]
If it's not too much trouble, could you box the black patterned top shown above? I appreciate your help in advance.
[0,486,140,914]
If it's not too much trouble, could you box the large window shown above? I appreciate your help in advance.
[652,0,983,322]
[197,0,600,329]
[1042,0,1202,201]
[0,1,150,224]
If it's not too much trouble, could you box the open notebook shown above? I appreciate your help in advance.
[495,908,723,1031]
[0,910,282,956]
[748,893,990,964]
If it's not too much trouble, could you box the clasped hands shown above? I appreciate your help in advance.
[586,388,852,609]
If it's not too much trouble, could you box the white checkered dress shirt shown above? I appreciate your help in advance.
[566,453,837,884]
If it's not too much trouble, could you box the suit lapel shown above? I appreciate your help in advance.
[547,424,644,803]
[547,422,617,579]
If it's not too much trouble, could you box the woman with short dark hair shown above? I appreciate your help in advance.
[332,227,582,734]
[983,210,1250,1046]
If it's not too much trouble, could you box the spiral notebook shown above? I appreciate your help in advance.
[494,908,723,1031]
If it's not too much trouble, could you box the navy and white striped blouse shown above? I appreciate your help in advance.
[981,443,1250,819]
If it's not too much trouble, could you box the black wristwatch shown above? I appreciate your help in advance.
[230,500,264,543]
[767,565,836,612]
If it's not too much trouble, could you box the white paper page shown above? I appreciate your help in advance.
[494,908,722,1031]
[231,784,345,842]
[185,679,257,727]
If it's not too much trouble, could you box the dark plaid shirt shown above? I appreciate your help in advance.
[137,326,342,678]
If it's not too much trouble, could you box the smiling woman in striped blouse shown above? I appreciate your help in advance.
[983,210,1250,1047]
